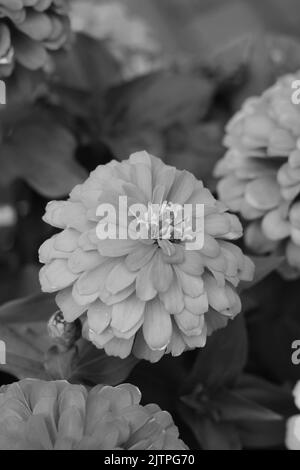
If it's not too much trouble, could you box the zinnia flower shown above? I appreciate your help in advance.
[39,151,254,362]
[286,381,300,450]
[215,71,300,277]
[0,0,71,77]
[0,379,187,450]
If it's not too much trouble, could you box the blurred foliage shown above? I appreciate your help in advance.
[1,0,300,450]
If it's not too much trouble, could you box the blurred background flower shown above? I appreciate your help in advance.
[0,0,71,78]
[0,378,187,449]
[215,71,300,278]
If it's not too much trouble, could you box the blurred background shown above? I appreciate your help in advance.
[70,0,300,76]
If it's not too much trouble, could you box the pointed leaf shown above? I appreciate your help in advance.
[184,315,248,392]
[69,339,139,386]
[218,389,282,423]
[0,293,56,324]
[239,256,284,293]
[0,106,87,198]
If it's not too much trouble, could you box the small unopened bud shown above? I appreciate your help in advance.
[48,311,81,351]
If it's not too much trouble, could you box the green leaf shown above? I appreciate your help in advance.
[0,106,87,198]
[184,315,248,393]
[179,373,289,450]
[102,68,216,159]
[246,274,300,383]
[218,389,282,423]
[195,419,242,450]
[128,354,187,411]
[69,339,139,386]
[0,293,56,324]
[44,345,78,381]
[0,289,56,380]
[163,121,224,182]
[210,33,300,109]
[235,374,297,417]
[178,404,242,450]
[0,305,140,384]
[53,33,122,95]
[239,419,285,449]
[239,256,284,293]
[105,69,214,128]
[0,322,51,380]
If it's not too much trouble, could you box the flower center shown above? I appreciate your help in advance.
[136,201,192,256]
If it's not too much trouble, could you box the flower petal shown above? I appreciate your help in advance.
[87,301,112,335]
[56,287,87,322]
[111,295,145,333]
[106,263,138,294]
[143,299,172,350]
[39,260,78,293]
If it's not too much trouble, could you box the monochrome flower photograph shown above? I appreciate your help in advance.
[0,0,300,453]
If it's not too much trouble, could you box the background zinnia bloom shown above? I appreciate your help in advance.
[0,379,187,450]
[39,151,254,362]
[0,0,70,77]
[215,71,300,278]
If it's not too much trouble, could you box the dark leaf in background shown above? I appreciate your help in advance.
[235,374,297,417]
[0,294,138,385]
[101,67,222,180]
[239,255,284,293]
[44,345,78,381]
[218,389,282,423]
[0,322,51,381]
[0,291,56,380]
[128,354,188,411]
[0,107,87,198]
[179,404,242,450]
[5,65,46,107]
[164,121,224,183]
[103,69,215,132]
[211,34,300,109]
[0,292,56,324]
[244,273,300,383]
[175,307,291,449]
[69,339,139,386]
[239,419,285,449]
[218,384,287,449]
[53,33,122,96]
[183,315,248,393]
[179,373,291,450]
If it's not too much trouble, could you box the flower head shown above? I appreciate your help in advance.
[0,0,70,77]
[0,379,187,450]
[215,71,300,277]
[39,151,254,362]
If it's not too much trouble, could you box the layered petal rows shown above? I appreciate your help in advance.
[0,0,70,77]
[215,71,300,277]
[39,151,254,362]
[0,379,187,450]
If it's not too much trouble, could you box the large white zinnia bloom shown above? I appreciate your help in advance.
[215,71,300,277]
[39,151,254,362]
